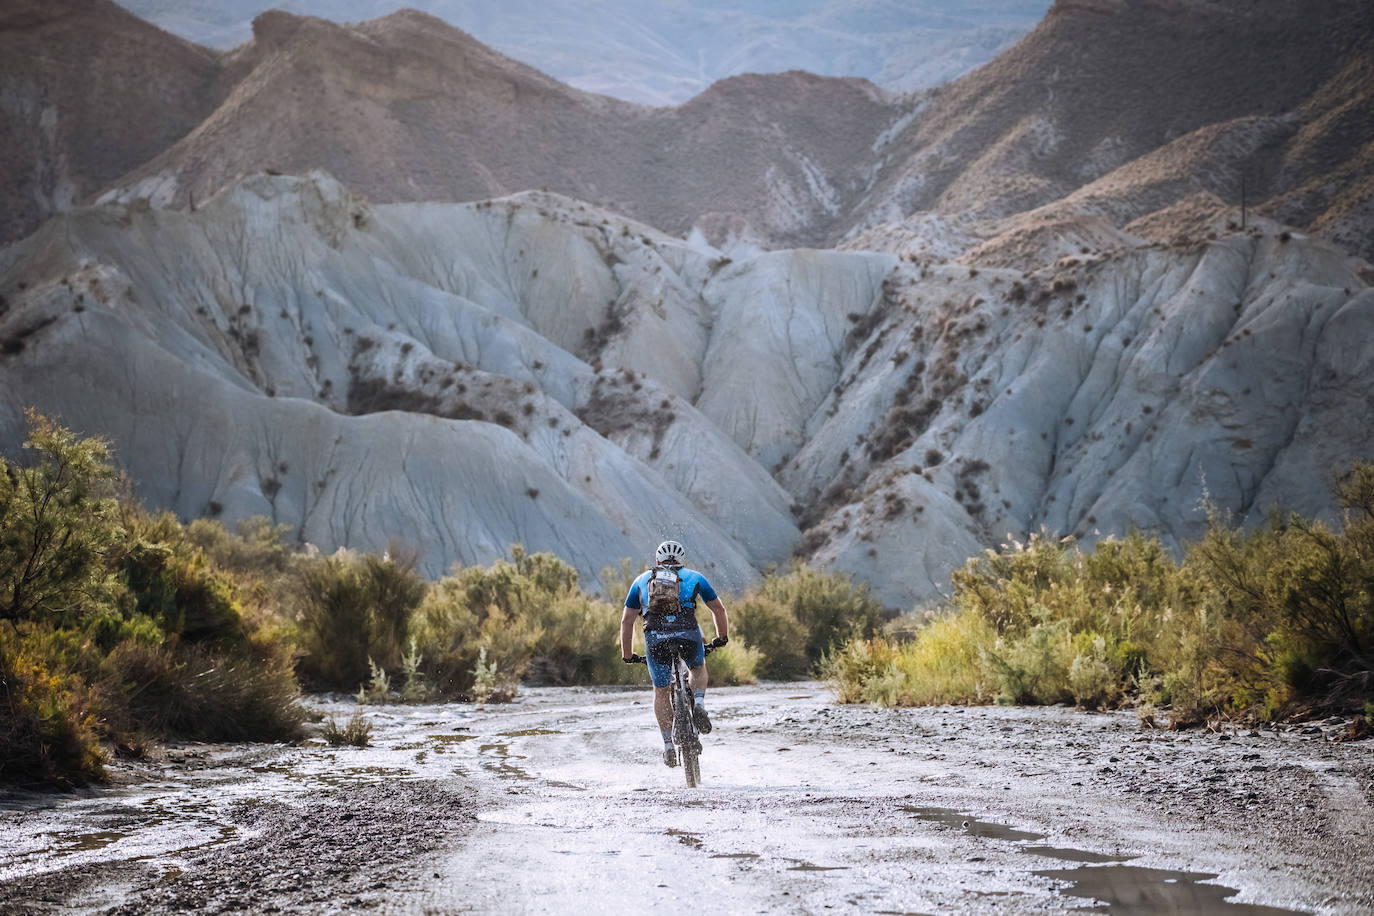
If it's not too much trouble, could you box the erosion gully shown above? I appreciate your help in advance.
[2,683,1371,914]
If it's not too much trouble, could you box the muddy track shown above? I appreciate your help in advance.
[2,684,1371,914]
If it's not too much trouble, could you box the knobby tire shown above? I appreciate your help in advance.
[673,660,701,788]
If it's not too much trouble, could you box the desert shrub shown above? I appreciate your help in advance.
[322,711,372,747]
[729,595,809,679]
[818,636,901,704]
[705,641,762,686]
[824,466,1374,723]
[0,622,105,785]
[985,619,1074,705]
[296,551,426,690]
[98,640,302,741]
[185,515,301,580]
[600,557,638,605]
[119,536,250,652]
[468,645,522,703]
[898,608,996,705]
[409,569,542,699]
[0,410,123,627]
[1185,470,1374,715]
[355,657,393,704]
[821,608,995,706]
[523,592,639,686]
[749,564,885,667]
[410,547,646,695]
[0,414,305,785]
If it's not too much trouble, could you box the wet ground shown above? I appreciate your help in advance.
[2,683,1371,914]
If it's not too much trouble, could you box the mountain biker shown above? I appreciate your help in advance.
[620,540,729,768]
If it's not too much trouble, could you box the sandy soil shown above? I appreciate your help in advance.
[1,684,1371,914]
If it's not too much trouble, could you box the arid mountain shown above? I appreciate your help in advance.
[96,8,895,251]
[7,0,1373,262]
[849,0,1374,264]
[0,0,225,243]
[118,0,1050,106]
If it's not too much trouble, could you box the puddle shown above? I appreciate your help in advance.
[1023,845,1135,864]
[710,852,759,860]
[478,743,532,781]
[496,728,564,737]
[666,829,703,850]
[902,806,1047,842]
[65,830,128,852]
[1036,865,1308,914]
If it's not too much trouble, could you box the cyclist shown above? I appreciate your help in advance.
[620,540,729,767]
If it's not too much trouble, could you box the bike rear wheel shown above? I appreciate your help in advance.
[672,659,701,788]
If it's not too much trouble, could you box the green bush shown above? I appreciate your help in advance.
[820,608,995,706]
[818,636,900,704]
[322,711,372,747]
[730,595,809,679]
[0,411,124,628]
[0,414,306,786]
[0,622,106,785]
[408,566,543,699]
[747,564,885,673]
[824,466,1374,723]
[705,641,761,685]
[295,551,426,690]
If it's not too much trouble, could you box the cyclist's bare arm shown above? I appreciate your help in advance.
[619,605,638,660]
[704,597,729,642]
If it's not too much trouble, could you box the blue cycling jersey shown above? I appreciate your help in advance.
[624,566,718,631]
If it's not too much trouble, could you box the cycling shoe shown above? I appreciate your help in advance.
[692,705,712,735]
[663,747,678,767]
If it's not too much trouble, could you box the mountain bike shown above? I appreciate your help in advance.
[633,638,721,788]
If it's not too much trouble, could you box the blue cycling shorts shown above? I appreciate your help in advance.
[644,629,705,688]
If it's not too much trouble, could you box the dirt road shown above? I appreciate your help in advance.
[2,684,1371,914]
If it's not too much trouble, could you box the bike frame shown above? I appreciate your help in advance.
[648,639,714,788]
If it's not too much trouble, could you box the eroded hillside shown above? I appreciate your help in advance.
[2,173,1369,607]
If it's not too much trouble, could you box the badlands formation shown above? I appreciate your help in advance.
[2,174,1370,607]
[1,0,1372,607]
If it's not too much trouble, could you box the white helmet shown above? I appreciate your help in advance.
[655,540,686,565]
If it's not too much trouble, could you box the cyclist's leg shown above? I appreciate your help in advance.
[645,631,678,764]
[653,686,672,731]
[682,628,707,692]
[678,631,712,734]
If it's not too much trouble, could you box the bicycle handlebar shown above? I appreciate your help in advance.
[624,636,728,664]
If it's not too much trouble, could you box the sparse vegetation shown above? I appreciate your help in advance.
[825,467,1374,725]
[321,711,372,747]
[0,413,304,787]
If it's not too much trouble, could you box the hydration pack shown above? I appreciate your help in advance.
[643,564,685,631]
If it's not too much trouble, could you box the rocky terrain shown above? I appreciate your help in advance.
[2,686,1370,913]
[2,0,1373,607]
